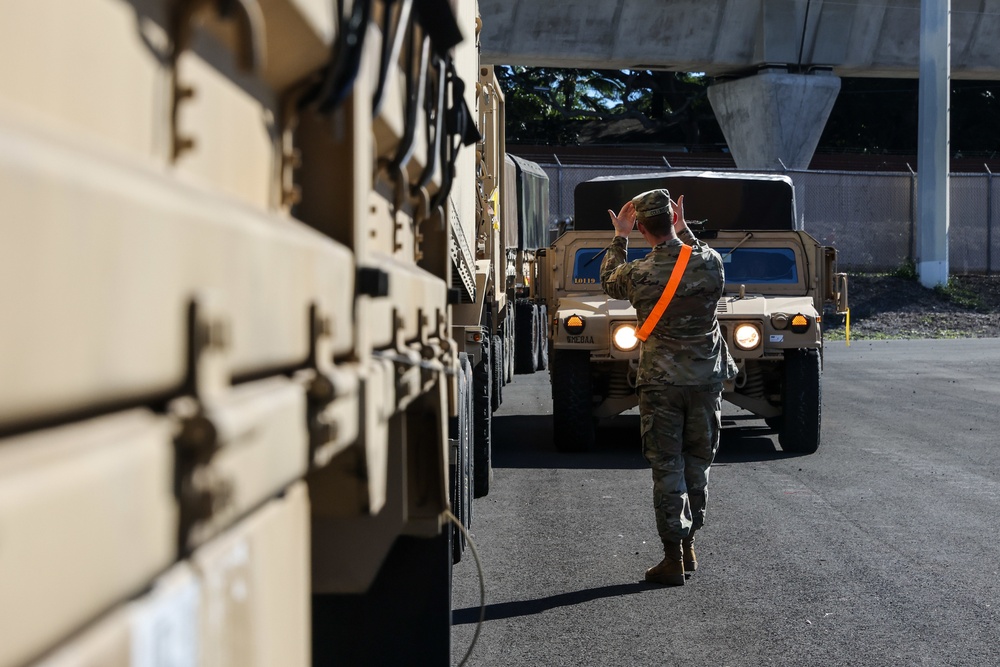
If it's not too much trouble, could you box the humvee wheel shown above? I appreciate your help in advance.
[551,349,595,452]
[778,349,821,454]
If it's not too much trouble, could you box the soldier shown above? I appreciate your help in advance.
[600,189,737,586]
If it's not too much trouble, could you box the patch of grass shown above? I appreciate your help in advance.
[933,329,966,339]
[933,278,986,311]
[824,329,904,341]
[858,260,918,280]
[891,259,918,280]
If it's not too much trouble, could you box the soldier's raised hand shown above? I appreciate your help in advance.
[608,201,637,237]
[670,195,686,232]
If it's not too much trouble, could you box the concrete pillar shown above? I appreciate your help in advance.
[707,70,841,171]
[916,0,950,288]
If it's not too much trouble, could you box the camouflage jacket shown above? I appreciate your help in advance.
[600,228,738,389]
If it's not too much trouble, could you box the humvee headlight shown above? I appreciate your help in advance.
[790,314,811,333]
[734,323,762,350]
[612,323,639,351]
[564,314,586,335]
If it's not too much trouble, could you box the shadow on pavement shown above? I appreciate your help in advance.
[491,414,647,470]
[494,412,791,469]
[716,423,785,463]
[451,582,657,625]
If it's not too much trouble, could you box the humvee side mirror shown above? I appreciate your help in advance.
[835,273,849,314]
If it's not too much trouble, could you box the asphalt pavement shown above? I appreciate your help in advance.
[450,339,1000,667]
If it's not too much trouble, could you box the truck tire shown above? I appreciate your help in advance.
[505,320,515,382]
[515,299,538,374]
[536,304,549,370]
[464,356,475,528]
[504,304,516,383]
[551,349,595,452]
[779,349,822,454]
[491,334,503,412]
[449,353,473,562]
[473,341,493,498]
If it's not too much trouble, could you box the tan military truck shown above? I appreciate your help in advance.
[538,171,849,455]
[1,2,513,665]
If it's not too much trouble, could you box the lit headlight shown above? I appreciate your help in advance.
[612,323,639,351]
[734,323,762,350]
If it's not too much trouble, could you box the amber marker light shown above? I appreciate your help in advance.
[790,314,811,333]
[564,314,586,334]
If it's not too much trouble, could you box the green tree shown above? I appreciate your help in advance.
[498,68,1000,155]
[496,67,723,146]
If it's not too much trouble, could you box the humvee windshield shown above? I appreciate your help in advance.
[572,247,651,285]
[718,247,798,284]
[572,246,797,286]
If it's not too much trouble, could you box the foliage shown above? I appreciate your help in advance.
[891,259,918,280]
[497,69,1000,154]
[819,78,1000,155]
[495,67,724,146]
[934,278,987,312]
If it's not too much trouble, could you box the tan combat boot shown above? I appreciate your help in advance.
[682,534,697,575]
[645,542,685,586]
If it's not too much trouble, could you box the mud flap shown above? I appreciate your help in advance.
[312,530,452,665]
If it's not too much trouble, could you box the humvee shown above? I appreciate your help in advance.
[537,171,849,454]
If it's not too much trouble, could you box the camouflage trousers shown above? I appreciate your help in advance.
[638,384,722,545]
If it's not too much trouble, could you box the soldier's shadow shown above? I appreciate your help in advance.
[716,414,785,463]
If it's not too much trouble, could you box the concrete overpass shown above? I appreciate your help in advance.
[478,0,1000,171]
[479,0,1000,80]
[480,0,991,286]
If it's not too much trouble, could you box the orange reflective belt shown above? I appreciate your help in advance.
[636,244,692,342]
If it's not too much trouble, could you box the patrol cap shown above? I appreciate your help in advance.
[631,188,672,221]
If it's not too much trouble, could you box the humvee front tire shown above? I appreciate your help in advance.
[551,349,595,452]
[778,349,821,454]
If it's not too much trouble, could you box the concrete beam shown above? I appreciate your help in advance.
[478,0,1000,80]
[707,71,841,171]
[916,0,950,288]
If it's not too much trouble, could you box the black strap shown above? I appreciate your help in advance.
[413,0,463,57]
[431,60,480,211]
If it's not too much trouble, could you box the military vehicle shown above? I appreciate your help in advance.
[506,154,551,375]
[0,2,544,665]
[539,171,849,455]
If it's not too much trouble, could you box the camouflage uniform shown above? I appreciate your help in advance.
[601,189,737,546]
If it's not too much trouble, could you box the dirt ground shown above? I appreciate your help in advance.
[823,273,1000,339]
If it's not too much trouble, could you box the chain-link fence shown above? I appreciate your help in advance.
[537,161,1000,273]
